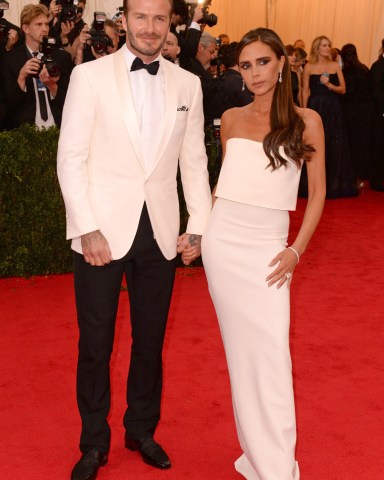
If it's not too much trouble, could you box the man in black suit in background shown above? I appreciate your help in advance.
[1,3,72,130]
[183,31,227,125]
[221,42,253,110]
[370,39,384,191]
[170,0,202,68]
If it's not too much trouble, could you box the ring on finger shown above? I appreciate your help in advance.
[285,272,292,279]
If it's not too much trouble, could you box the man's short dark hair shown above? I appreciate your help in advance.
[173,0,187,19]
[222,42,238,69]
[123,0,174,16]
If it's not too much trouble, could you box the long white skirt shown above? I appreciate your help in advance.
[202,198,300,480]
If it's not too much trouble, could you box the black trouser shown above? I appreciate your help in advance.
[73,204,176,454]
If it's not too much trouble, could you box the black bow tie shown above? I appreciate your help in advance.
[130,57,160,75]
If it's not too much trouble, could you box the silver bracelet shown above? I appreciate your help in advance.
[288,246,300,263]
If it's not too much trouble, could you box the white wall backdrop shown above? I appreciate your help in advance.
[4,0,384,66]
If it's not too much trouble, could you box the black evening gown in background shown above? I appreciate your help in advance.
[299,73,358,198]
[341,66,374,181]
[370,56,384,191]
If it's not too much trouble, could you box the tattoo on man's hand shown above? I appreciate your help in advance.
[82,230,102,247]
[188,234,201,247]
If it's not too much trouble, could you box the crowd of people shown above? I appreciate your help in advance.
[0,2,383,479]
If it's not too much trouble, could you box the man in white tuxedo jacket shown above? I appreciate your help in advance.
[57,0,211,478]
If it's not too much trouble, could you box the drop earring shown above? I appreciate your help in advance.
[278,72,283,83]
[242,79,245,91]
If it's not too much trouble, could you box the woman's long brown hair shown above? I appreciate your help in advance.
[237,28,315,170]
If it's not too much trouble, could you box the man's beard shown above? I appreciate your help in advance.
[127,28,164,58]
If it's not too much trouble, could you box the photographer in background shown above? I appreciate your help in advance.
[221,41,253,109]
[0,1,21,58]
[207,37,224,78]
[73,16,119,65]
[55,0,86,58]
[39,0,83,54]
[170,0,203,69]
[183,31,228,125]
[1,3,73,130]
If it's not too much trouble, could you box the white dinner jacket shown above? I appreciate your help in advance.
[57,46,212,260]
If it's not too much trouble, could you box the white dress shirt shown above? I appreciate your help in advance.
[124,46,166,172]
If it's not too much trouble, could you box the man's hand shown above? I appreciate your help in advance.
[60,20,74,47]
[78,24,91,45]
[192,6,203,23]
[5,28,19,52]
[177,233,202,265]
[81,230,113,266]
[49,0,62,23]
[20,57,41,78]
[17,58,41,90]
[73,26,91,64]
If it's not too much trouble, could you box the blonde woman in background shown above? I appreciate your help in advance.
[301,35,358,198]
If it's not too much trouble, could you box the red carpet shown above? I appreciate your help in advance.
[1,188,384,479]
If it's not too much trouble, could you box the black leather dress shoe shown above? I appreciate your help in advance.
[71,449,108,480]
[125,435,171,469]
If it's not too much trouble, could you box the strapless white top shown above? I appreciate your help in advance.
[215,138,303,211]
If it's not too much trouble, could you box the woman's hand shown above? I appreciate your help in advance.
[320,73,330,85]
[266,248,299,288]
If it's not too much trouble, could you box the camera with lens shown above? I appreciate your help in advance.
[32,37,61,78]
[89,12,113,55]
[0,1,10,46]
[57,0,79,23]
[187,0,218,28]
[198,0,218,27]
[210,37,224,71]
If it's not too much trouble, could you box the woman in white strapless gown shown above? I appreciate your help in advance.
[187,28,325,480]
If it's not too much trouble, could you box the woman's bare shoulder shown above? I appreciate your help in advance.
[221,105,251,132]
[296,106,321,124]
[222,106,248,122]
[296,107,324,143]
[303,62,314,72]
